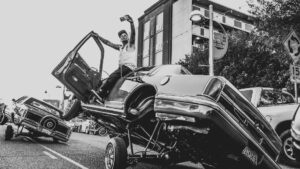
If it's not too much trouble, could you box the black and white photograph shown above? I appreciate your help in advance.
[0,0,300,169]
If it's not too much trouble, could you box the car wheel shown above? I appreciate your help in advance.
[98,126,108,136]
[5,125,14,140]
[279,130,300,167]
[62,99,82,121]
[105,137,127,169]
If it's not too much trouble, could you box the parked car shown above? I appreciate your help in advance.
[0,96,71,142]
[240,87,299,166]
[52,31,282,169]
[291,105,300,163]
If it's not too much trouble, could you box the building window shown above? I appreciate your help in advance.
[155,31,163,53]
[144,21,150,39]
[154,12,164,65]
[155,52,163,65]
[192,35,207,52]
[143,38,150,67]
[156,12,163,33]
[222,16,226,23]
[245,23,253,31]
[234,20,242,28]
[204,10,209,18]
[200,28,204,36]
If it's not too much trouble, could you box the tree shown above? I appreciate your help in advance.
[179,0,300,93]
[178,30,291,90]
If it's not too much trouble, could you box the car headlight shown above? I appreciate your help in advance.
[156,112,196,123]
[155,99,214,122]
[155,99,213,115]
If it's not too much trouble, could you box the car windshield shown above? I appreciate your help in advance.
[25,98,61,117]
[240,90,253,102]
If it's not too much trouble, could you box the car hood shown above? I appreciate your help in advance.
[143,75,214,97]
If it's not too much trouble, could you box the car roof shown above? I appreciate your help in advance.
[23,96,63,114]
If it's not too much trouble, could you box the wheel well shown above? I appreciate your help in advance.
[275,121,292,135]
[124,84,156,112]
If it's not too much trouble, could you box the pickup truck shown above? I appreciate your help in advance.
[240,87,299,167]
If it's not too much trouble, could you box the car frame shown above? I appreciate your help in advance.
[0,96,71,142]
[52,31,283,169]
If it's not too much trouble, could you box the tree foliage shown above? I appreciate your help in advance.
[179,0,300,93]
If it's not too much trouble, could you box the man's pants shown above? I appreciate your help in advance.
[99,65,132,98]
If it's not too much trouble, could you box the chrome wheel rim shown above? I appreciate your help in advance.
[283,137,296,161]
[105,143,115,169]
[98,127,108,136]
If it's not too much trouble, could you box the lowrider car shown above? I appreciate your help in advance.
[240,87,299,166]
[52,31,282,169]
[0,96,71,142]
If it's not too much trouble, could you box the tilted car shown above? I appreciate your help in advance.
[52,31,282,169]
[240,87,299,166]
[0,96,71,142]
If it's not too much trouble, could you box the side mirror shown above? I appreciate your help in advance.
[12,98,16,102]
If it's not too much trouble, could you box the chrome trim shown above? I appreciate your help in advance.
[155,94,280,168]
[81,103,126,118]
[216,103,280,168]
[221,92,280,155]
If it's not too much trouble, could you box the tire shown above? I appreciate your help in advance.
[5,125,14,141]
[0,115,8,125]
[279,130,300,167]
[105,137,128,169]
[98,126,108,136]
[62,99,82,121]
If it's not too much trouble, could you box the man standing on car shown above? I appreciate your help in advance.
[96,14,136,102]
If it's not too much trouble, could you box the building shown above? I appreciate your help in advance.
[137,0,255,67]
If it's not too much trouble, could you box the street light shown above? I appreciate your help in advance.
[190,5,228,76]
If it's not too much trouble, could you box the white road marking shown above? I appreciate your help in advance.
[43,151,57,159]
[27,138,89,169]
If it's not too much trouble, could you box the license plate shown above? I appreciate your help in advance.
[242,146,258,166]
[42,129,52,135]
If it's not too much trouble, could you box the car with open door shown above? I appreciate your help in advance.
[52,31,282,169]
[0,96,71,142]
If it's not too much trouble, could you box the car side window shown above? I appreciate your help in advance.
[260,90,276,106]
[260,90,295,106]
[281,93,295,104]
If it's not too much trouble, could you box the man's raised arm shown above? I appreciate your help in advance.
[96,34,121,51]
[126,15,135,46]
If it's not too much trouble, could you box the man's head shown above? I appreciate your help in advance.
[118,30,128,44]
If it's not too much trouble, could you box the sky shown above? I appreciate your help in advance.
[0,0,249,101]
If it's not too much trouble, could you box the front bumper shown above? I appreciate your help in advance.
[21,118,71,142]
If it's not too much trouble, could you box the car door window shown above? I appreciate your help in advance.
[260,90,276,106]
[77,38,102,71]
[240,90,253,102]
[281,93,295,104]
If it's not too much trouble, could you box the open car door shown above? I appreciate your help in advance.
[52,31,104,103]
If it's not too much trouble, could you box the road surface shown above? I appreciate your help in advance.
[0,125,295,169]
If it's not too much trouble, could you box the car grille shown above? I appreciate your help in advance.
[55,124,69,134]
[25,111,42,122]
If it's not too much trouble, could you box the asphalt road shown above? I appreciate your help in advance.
[0,125,295,169]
